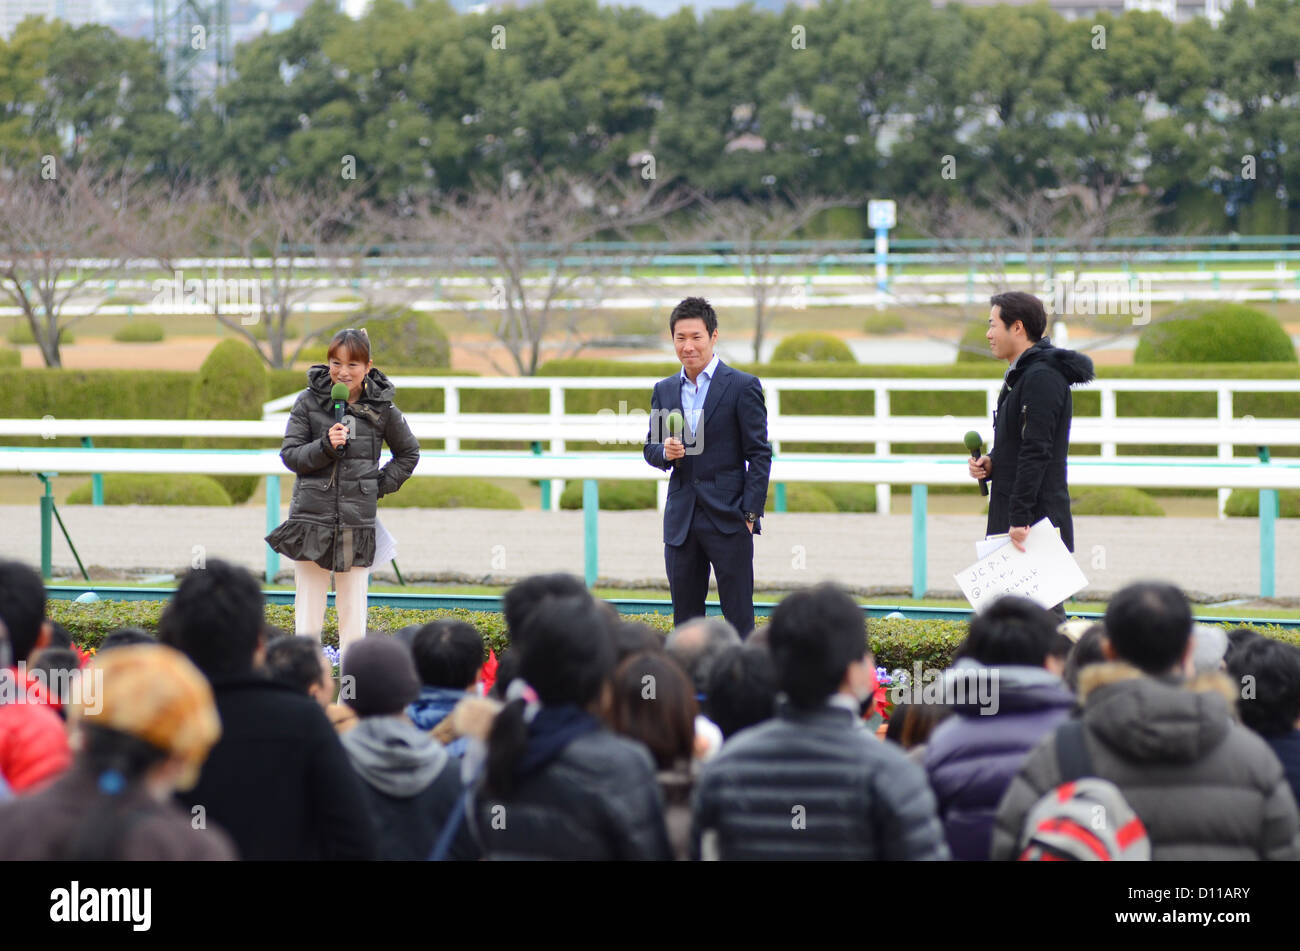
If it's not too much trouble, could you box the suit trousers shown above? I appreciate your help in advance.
[665,505,755,636]
[293,559,370,653]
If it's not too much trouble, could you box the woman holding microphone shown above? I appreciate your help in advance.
[266,328,420,652]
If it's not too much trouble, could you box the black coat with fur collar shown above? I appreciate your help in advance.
[987,339,1095,551]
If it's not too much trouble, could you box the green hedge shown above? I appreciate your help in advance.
[45,600,1300,670]
[378,477,523,509]
[1135,304,1296,364]
[9,324,73,345]
[186,339,269,504]
[955,322,996,363]
[1070,487,1165,517]
[1224,489,1300,518]
[65,473,233,506]
[112,321,166,343]
[352,307,451,371]
[0,348,21,367]
[559,480,656,510]
[771,332,856,363]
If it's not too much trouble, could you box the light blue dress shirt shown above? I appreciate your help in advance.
[679,353,720,437]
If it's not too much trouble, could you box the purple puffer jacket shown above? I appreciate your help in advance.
[922,662,1075,861]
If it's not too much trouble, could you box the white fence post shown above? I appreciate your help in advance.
[1218,386,1233,518]
[444,384,460,453]
[1100,385,1117,460]
[875,387,891,516]
[551,384,566,504]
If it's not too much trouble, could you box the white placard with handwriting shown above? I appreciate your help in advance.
[956,518,1088,612]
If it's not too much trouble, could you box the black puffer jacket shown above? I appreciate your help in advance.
[471,730,673,860]
[987,339,1094,552]
[690,701,950,860]
[266,365,420,571]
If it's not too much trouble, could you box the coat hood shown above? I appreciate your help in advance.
[307,364,396,404]
[340,716,448,797]
[1016,338,1095,386]
[1077,661,1238,764]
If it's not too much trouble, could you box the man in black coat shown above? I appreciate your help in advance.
[644,297,772,636]
[159,559,377,860]
[969,291,1095,567]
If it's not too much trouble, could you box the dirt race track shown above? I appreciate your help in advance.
[10,505,1298,603]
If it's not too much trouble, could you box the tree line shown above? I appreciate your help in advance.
[1,0,1298,235]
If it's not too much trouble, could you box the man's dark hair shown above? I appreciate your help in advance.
[99,627,156,653]
[705,645,778,739]
[614,621,664,663]
[157,559,265,677]
[502,573,589,644]
[1225,627,1261,668]
[964,597,1060,667]
[46,622,73,650]
[666,617,741,695]
[1227,636,1300,738]
[669,297,718,337]
[1063,624,1108,692]
[263,635,327,695]
[768,583,866,710]
[411,620,484,689]
[1103,581,1193,675]
[0,559,48,664]
[990,291,1047,342]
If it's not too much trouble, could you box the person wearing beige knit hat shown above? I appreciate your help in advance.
[0,645,237,860]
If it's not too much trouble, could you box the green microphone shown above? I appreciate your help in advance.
[964,430,988,497]
[331,383,350,453]
[665,410,684,468]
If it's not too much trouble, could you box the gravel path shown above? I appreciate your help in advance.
[10,504,1298,601]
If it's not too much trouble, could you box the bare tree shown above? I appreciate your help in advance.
[145,177,382,369]
[407,171,692,376]
[673,191,858,362]
[0,162,138,367]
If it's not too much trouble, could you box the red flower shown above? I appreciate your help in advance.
[477,648,498,695]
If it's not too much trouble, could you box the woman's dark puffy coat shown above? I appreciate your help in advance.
[266,365,419,571]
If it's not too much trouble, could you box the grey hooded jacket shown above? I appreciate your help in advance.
[266,365,420,571]
[991,662,1300,861]
[341,716,479,861]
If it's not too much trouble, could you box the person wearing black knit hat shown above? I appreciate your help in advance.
[338,638,478,860]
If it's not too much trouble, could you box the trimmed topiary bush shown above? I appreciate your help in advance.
[771,332,856,364]
[350,307,451,370]
[112,321,166,343]
[863,312,907,335]
[559,480,656,510]
[379,477,523,509]
[766,483,837,512]
[9,324,72,345]
[186,339,269,504]
[0,348,19,367]
[1224,489,1300,518]
[1135,304,1296,364]
[819,483,879,513]
[955,321,995,362]
[1070,487,1165,516]
[66,473,232,506]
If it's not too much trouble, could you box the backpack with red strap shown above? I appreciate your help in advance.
[1016,719,1151,861]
